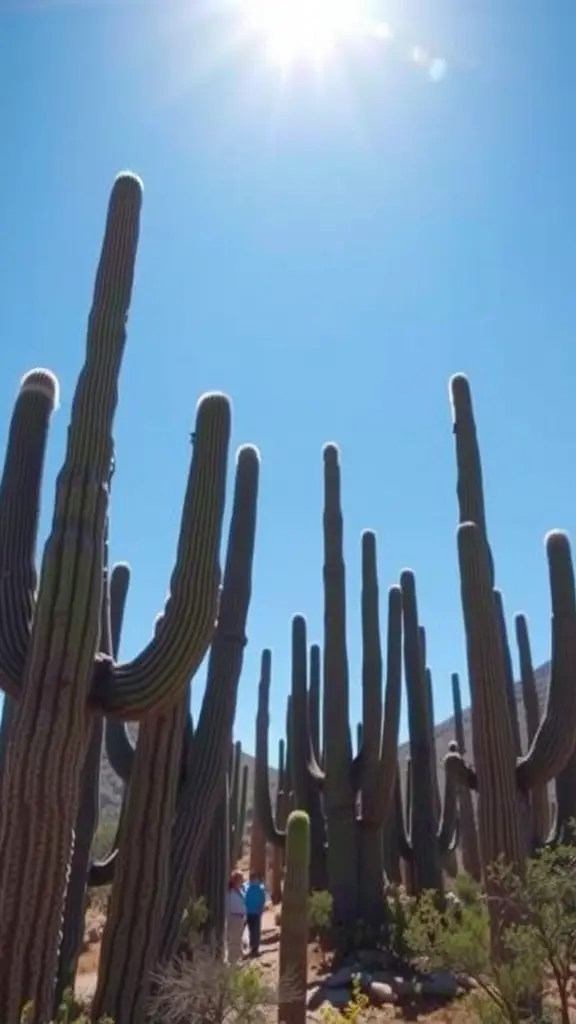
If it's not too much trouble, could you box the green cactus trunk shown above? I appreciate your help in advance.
[278,810,310,1024]
[290,615,327,892]
[55,561,130,1008]
[322,445,357,923]
[0,176,142,1024]
[195,776,230,954]
[400,571,446,898]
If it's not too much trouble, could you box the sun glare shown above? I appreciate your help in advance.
[244,0,369,69]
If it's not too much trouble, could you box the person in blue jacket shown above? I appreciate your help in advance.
[243,871,268,956]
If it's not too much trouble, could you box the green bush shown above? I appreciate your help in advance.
[405,844,576,1024]
[308,889,333,943]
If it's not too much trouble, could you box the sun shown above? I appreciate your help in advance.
[243,0,369,69]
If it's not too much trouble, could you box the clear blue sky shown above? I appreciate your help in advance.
[0,0,575,761]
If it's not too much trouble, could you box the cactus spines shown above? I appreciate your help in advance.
[278,810,310,1024]
[0,369,59,699]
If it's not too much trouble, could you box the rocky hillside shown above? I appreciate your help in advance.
[99,662,550,822]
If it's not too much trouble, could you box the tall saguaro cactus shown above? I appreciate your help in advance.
[322,444,357,922]
[0,173,232,1023]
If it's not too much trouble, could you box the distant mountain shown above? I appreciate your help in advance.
[99,662,551,822]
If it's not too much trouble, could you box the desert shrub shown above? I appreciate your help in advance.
[453,871,482,907]
[20,991,113,1024]
[405,843,576,1024]
[148,947,274,1024]
[387,883,415,958]
[320,974,370,1024]
[308,889,333,943]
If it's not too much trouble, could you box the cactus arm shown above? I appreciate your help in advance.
[444,748,479,790]
[514,614,549,844]
[104,719,135,783]
[278,810,310,1024]
[92,391,231,720]
[159,446,259,960]
[0,370,58,698]
[0,173,142,1023]
[254,648,286,848]
[375,589,401,811]
[400,569,443,893]
[437,742,459,856]
[515,614,541,744]
[308,643,321,764]
[450,373,494,581]
[517,531,576,790]
[494,590,523,757]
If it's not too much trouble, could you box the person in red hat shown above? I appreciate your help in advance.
[227,870,246,963]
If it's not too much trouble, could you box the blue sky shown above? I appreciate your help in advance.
[0,0,575,760]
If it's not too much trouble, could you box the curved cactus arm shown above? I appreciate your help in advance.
[254,648,286,848]
[105,718,135,782]
[437,741,459,856]
[444,747,479,790]
[515,614,541,744]
[92,392,231,720]
[394,765,412,861]
[494,589,522,757]
[517,531,576,791]
[159,445,259,960]
[0,370,59,698]
[514,614,549,845]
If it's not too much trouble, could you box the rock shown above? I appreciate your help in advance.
[355,948,395,971]
[419,969,459,998]
[369,981,397,1005]
[323,966,356,989]
[86,925,101,944]
[308,986,352,1010]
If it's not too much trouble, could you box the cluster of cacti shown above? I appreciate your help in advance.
[3,168,576,1024]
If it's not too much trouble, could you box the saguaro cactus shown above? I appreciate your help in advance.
[0,173,232,1022]
[278,810,310,1024]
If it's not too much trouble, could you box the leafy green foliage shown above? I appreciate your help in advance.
[405,844,576,1024]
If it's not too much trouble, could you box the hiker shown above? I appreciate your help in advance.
[244,871,268,956]
[227,870,246,963]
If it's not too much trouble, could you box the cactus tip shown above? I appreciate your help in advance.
[113,170,144,193]
[361,529,377,551]
[236,443,261,465]
[261,648,272,674]
[19,368,60,409]
[322,442,340,464]
[545,528,570,552]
